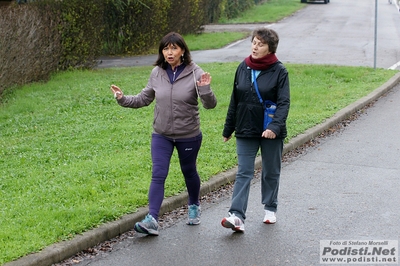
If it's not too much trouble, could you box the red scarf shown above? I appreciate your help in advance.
[245,53,278,70]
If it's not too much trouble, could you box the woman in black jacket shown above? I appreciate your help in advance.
[221,28,290,232]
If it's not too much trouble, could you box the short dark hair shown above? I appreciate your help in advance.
[251,28,279,54]
[154,32,192,69]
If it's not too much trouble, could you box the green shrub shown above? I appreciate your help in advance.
[55,0,105,69]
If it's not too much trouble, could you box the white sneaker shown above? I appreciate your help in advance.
[221,213,245,232]
[263,210,276,224]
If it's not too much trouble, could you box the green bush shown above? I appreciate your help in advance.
[102,0,171,55]
[225,0,254,19]
[56,0,104,70]
[102,0,210,55]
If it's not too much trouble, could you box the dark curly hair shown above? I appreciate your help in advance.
[154,32,192,69]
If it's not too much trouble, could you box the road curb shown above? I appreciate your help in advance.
[5,72,400,266]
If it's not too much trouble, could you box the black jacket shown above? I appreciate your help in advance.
[223,60,290,139]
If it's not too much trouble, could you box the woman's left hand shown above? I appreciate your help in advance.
[262,129,276,139]
[110,84,124,100]
[197,72,212,86]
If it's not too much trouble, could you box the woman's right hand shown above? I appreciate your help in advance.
[223,136,232,142]
[110,84,124,100]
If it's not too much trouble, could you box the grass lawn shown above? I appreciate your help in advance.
[219,0,305,24]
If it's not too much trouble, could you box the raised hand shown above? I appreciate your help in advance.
[110,84,124,100]
[196,72,212,86]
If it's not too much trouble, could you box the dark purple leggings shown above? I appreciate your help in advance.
[148,133,202,221]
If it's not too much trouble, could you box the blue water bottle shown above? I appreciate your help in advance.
[263,100,276,130]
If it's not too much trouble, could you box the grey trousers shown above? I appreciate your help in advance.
[229,137,283,221]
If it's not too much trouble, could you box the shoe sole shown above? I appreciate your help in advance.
[263,212,277,224]
[221,218,244,232]
[263,219,276,224]
[134,224,159,236]
[186,220,201,225]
